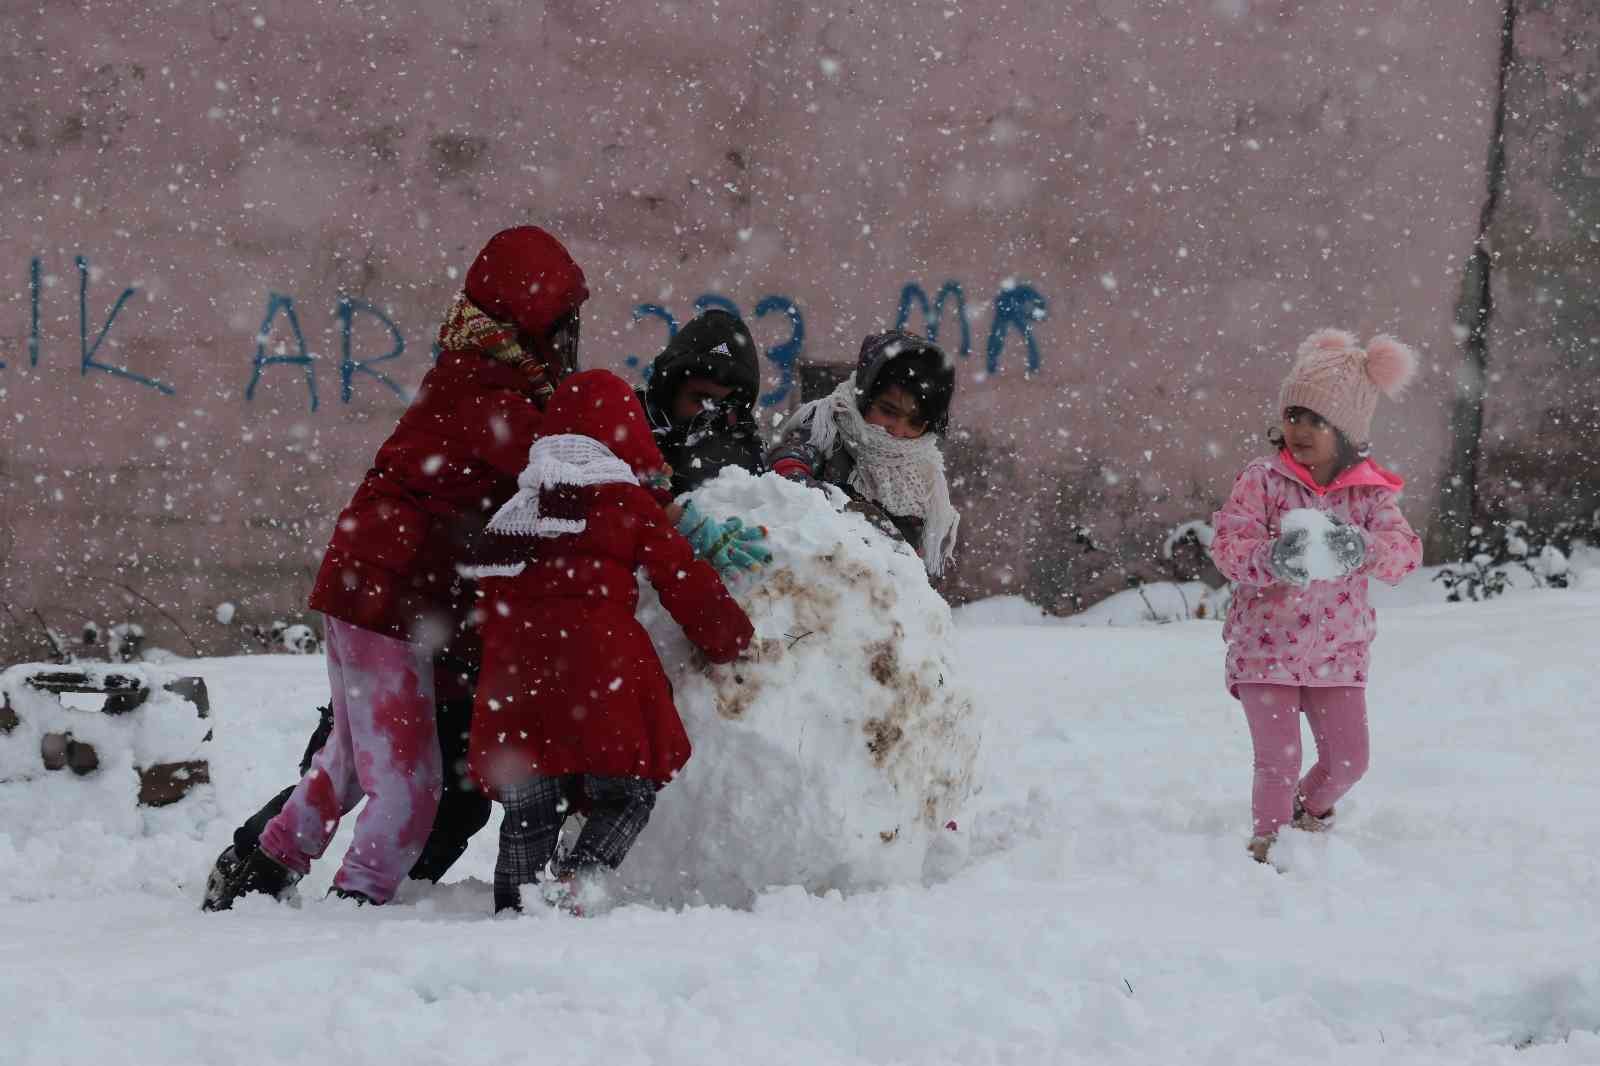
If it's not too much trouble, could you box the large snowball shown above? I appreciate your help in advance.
[626,468,983,907]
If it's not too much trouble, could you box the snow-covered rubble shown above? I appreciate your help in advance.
[0,664,213,884]
[0,663,211,790]
[627,468,983,906]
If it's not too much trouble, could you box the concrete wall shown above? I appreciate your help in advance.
[0,0,1523,656]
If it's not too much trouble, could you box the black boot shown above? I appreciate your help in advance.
[327,886,379,906]
[201,847,301,912]
[494,882,526,915]
[200,845,244,911]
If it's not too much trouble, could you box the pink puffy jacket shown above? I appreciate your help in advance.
[1210,450,1422,697]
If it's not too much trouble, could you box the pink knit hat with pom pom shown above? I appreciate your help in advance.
[1279,328,1418,443]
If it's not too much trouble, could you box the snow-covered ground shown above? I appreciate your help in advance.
[4,576,1599,1064]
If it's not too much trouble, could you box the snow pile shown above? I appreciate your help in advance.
[951,594,1057,627]
[0,663,210,789]
[953,583,1232,628]
[1068,580,1231,624]
[1280,507,1345,580]
[0,664,213,889]
[627,468,983,907]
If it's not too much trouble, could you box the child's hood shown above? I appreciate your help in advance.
[541,370,667,480]
[1265,449,1404,498]
[645,309,761,418]
[463,225,589,339]
[854,330,956,434]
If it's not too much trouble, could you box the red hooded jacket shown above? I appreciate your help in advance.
[307,227,589,680]
[466,371,754,793]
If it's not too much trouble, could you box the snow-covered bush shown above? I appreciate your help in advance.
[278,624,320,655]
[105,623,146,663]
[1432,518,1583,602]
[21,617,147,664]
[215,598,322,655]
[1022,454,1224,617]
[232,618,322,655]
[1161,520,1214,572]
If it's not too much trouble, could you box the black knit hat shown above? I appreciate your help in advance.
[645,309,761,418]
[854,329,955,434]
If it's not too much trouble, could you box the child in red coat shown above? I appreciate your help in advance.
[463,370,755,914]
[210,226,589,910]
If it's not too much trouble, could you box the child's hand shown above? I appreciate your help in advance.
[1323,517,1368,575]
[675,501,720,556]
[706,518,772,575]
[677,502,772,575]
[1268,527,1311,586]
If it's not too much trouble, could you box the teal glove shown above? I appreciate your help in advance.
[706,518,773,574]
[676,502,772,574]
[676,501,721,557]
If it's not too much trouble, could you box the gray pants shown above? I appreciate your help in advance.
[494,774,656,913]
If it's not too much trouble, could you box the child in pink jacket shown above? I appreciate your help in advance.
[1209,329,1423,863]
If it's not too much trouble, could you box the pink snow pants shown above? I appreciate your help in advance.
[259,617,442,903]
[1236,684,1369,838]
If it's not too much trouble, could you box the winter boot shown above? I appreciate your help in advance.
[494,878,531,915]
[539,871,587,917]
[1292,799,1335,833]
[327,887,379,906]
[201,847,301,912]
[201,845,244,911]
[1247,834,1275,864]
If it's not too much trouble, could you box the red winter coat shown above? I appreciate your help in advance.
[308,226,588,673]
[307,352,544,656]
[467,482,754,795]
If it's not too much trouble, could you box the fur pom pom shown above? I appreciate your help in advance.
[1299,328,1359,360]
[1363,334,1418,398]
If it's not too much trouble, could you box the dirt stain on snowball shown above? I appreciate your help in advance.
[747,566,840,633]
[867,640,898,686]
[710,638,784,720]
[863,635,941,766]
[836,558,897,613]
[712,666,757,720]
[864,716,905,765]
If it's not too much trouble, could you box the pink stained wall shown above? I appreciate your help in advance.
[0,1,1504,656]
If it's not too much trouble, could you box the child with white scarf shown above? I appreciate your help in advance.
[767,330,960,578]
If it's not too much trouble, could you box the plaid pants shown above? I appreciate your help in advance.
[494,774,657,913]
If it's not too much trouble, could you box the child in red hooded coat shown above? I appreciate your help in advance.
[208,226,589,910]
[463,370,755,914]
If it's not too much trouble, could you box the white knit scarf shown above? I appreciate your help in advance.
[486,434,638,538]
[776,376,960,576]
